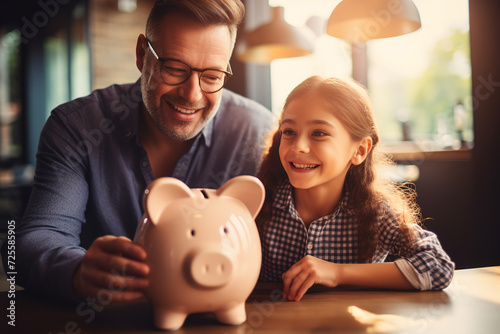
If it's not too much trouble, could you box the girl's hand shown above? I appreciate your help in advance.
[282,260,415,301]
[281,255,340,301]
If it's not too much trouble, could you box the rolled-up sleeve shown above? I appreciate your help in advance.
[395,225,455,290]
[376,207,455,291]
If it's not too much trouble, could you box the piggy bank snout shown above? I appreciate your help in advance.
[190,250,235,288]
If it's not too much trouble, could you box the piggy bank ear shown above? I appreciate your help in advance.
[144,177,194,225]
[217,176,265,219]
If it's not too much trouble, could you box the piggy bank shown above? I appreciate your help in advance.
[134,176,264,330]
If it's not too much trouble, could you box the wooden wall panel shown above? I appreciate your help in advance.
[89,0,155,90]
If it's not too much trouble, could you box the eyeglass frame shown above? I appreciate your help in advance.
[145,38,233,93]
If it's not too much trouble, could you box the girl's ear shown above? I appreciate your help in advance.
[351,137,373,166]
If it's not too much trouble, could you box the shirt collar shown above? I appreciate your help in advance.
[273,178,294,211]
[199,89,229,148]
[200,113,214,148]
[117,79,142,140]
[273,178,351,219]
[200,89,231,148]
[273,178,300,220]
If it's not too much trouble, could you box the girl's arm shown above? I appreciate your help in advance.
[282,256,415,301]
[376,211,455,291]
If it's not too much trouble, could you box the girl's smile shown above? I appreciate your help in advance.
[288,161,320,172]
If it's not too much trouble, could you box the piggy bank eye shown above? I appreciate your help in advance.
[220,226,228,235]
[190,229,196,237]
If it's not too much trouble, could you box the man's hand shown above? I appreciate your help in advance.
[281,255,340,301]
[73,235,150,302]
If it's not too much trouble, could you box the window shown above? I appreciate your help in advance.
[25,1,91,165]
[268,0,471,150]
[0,29,22,163]
[43,2,90,120]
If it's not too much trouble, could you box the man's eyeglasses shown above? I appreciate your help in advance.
[146,38,232,94]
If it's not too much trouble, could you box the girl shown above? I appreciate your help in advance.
[257,76,454,301]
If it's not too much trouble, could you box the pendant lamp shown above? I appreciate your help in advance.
[327,0,421,87]
[237,6,314,64]
[327,0,421,43]
[118,0,137,13]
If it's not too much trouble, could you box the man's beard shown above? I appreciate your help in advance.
[140,81,219,141]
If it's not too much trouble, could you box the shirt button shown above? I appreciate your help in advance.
[142,161,149,167]
[307,243,313,250]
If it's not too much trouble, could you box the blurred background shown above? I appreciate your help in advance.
[0,0,499,270]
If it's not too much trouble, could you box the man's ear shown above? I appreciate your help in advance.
[136,34,146,72]
[351,137,373,166]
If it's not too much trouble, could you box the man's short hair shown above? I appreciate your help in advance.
[146,0,245,53]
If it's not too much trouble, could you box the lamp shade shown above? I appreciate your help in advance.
[237,7,314,64]
[118,0,137,12]
[327,0,421,42]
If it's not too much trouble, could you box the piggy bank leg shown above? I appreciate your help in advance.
[215,303,246,325]
[153,309,188,331]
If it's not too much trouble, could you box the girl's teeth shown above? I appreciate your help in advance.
[292,163,318,169]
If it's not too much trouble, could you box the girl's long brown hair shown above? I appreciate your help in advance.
[257,76,420,262]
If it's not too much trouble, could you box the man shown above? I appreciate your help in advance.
[4,0,273,303]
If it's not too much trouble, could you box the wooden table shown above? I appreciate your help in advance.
[1,266,499,333]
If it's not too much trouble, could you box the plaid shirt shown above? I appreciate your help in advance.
[259,180,455,290]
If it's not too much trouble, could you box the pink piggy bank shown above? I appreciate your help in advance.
[134,175,264,330]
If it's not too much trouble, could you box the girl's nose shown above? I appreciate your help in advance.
[291,135,310,154]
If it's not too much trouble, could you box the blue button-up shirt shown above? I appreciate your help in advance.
[10,80,274,301]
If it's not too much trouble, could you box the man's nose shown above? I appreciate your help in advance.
[178,73,204,103]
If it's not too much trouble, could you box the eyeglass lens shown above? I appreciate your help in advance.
[161,59,228,93]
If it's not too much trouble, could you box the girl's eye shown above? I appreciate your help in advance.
[312,130,327,137]
[282,129,296,136]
